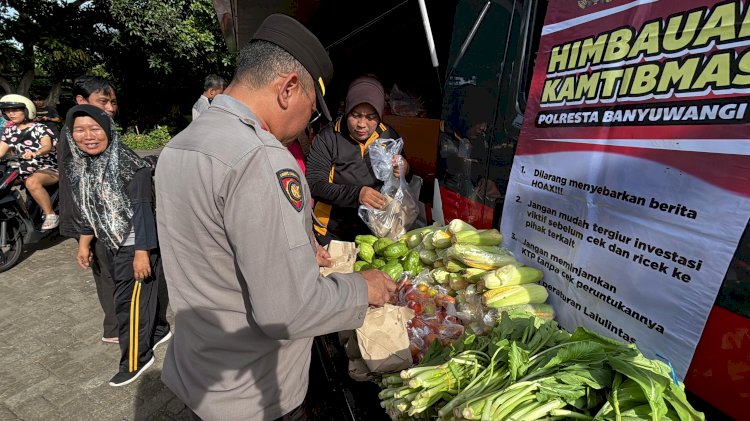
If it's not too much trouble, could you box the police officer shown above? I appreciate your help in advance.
[155,14,396,420]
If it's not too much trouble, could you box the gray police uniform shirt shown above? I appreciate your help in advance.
[155,94,369,420]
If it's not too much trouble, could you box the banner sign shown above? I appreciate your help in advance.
[501,0,750,378]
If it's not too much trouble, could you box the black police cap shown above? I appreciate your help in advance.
[252,14,333,122]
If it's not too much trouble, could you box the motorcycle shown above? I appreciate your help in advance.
[0,156,59,272]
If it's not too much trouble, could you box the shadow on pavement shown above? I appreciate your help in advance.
[13,231,69,268]
[133,368,190,421]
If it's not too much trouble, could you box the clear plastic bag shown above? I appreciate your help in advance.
[358,139,418,240]
[368,138,403,181]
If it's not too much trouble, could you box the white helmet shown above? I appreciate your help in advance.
[0,94,36,120]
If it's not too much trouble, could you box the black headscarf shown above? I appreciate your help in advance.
[64,104,149,249]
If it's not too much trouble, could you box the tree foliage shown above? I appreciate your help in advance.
[0,0,112,99]
[106,0,231,74]
[0,0,232,132]
[102,0,233,131]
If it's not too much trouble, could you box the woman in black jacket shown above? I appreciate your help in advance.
[307,75,410,244]
[64,104,170,387]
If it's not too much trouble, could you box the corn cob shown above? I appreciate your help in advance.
[418,248,439,265]
[462,268,488,283]
[399,225,436,241]
[445,259,468,273]
[452,229,502,246]
[447,219,477,234]
[482,284,549,308]
[431,229,453,249]
[473,245,507,254]
[435,247,449,261]
[493,304,555,320]
[447,244,517,270]
[421,232,436,250]
[400,225,439,249]
[482,264,544,289]
[430,268,453,284]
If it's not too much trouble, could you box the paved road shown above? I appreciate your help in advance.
[0,232,190,418]
[0,147,187,420]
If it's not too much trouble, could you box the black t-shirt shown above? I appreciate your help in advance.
[35,105,61,136]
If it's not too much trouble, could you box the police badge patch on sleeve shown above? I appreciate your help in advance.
[276,169,304,212]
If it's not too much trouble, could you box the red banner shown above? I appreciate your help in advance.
[519,0,750,196]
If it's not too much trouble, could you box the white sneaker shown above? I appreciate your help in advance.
[153,330,173,351]
[108,356,155,387]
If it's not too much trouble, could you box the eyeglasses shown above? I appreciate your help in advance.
[309,109,322,125]
[300,86,321,125]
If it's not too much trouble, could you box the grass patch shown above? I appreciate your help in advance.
[121,125,172,150]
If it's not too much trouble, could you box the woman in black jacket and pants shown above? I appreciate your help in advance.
[64,104,170,387]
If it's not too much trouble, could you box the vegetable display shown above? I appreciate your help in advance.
[354,219,555,355]
[348,219,704,420]
[378,310,704,421]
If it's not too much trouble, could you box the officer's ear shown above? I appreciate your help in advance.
[276,72,302,111]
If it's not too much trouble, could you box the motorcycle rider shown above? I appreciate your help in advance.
[0,94,60,230]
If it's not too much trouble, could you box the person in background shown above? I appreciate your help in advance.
[307,75,410,245]
[32,93,62,137]
[59,76,171,350]
[58,76,121,344]
[65,104,167,386]
[288,129,311,174]
[191,74,226,120]
[155,14,395,420]
[437,84,501,202]
[0,94,59,230]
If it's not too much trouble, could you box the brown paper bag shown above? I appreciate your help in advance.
[355,304,415,374]
[348,358,373,382]
[320,240,357,276]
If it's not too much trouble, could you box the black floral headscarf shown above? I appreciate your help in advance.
[64,104,149,250]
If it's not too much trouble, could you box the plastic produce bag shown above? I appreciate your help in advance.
[368,138,404,180]
[358,138,418,240]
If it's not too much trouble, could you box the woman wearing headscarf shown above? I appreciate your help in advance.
[306,75,410,245]
[64,104,170,387]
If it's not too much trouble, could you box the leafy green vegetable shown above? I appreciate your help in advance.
[608,351,672,421]
[663,382,706,421]
[377,310,705,421]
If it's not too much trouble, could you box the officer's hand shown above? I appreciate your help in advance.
[316,244,332,267]
[392,155,409,178]
[360,269,397,307]
[359,186,385,209]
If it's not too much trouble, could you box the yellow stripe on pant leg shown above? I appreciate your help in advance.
[133,281,142,371]
[129,282,138,372]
